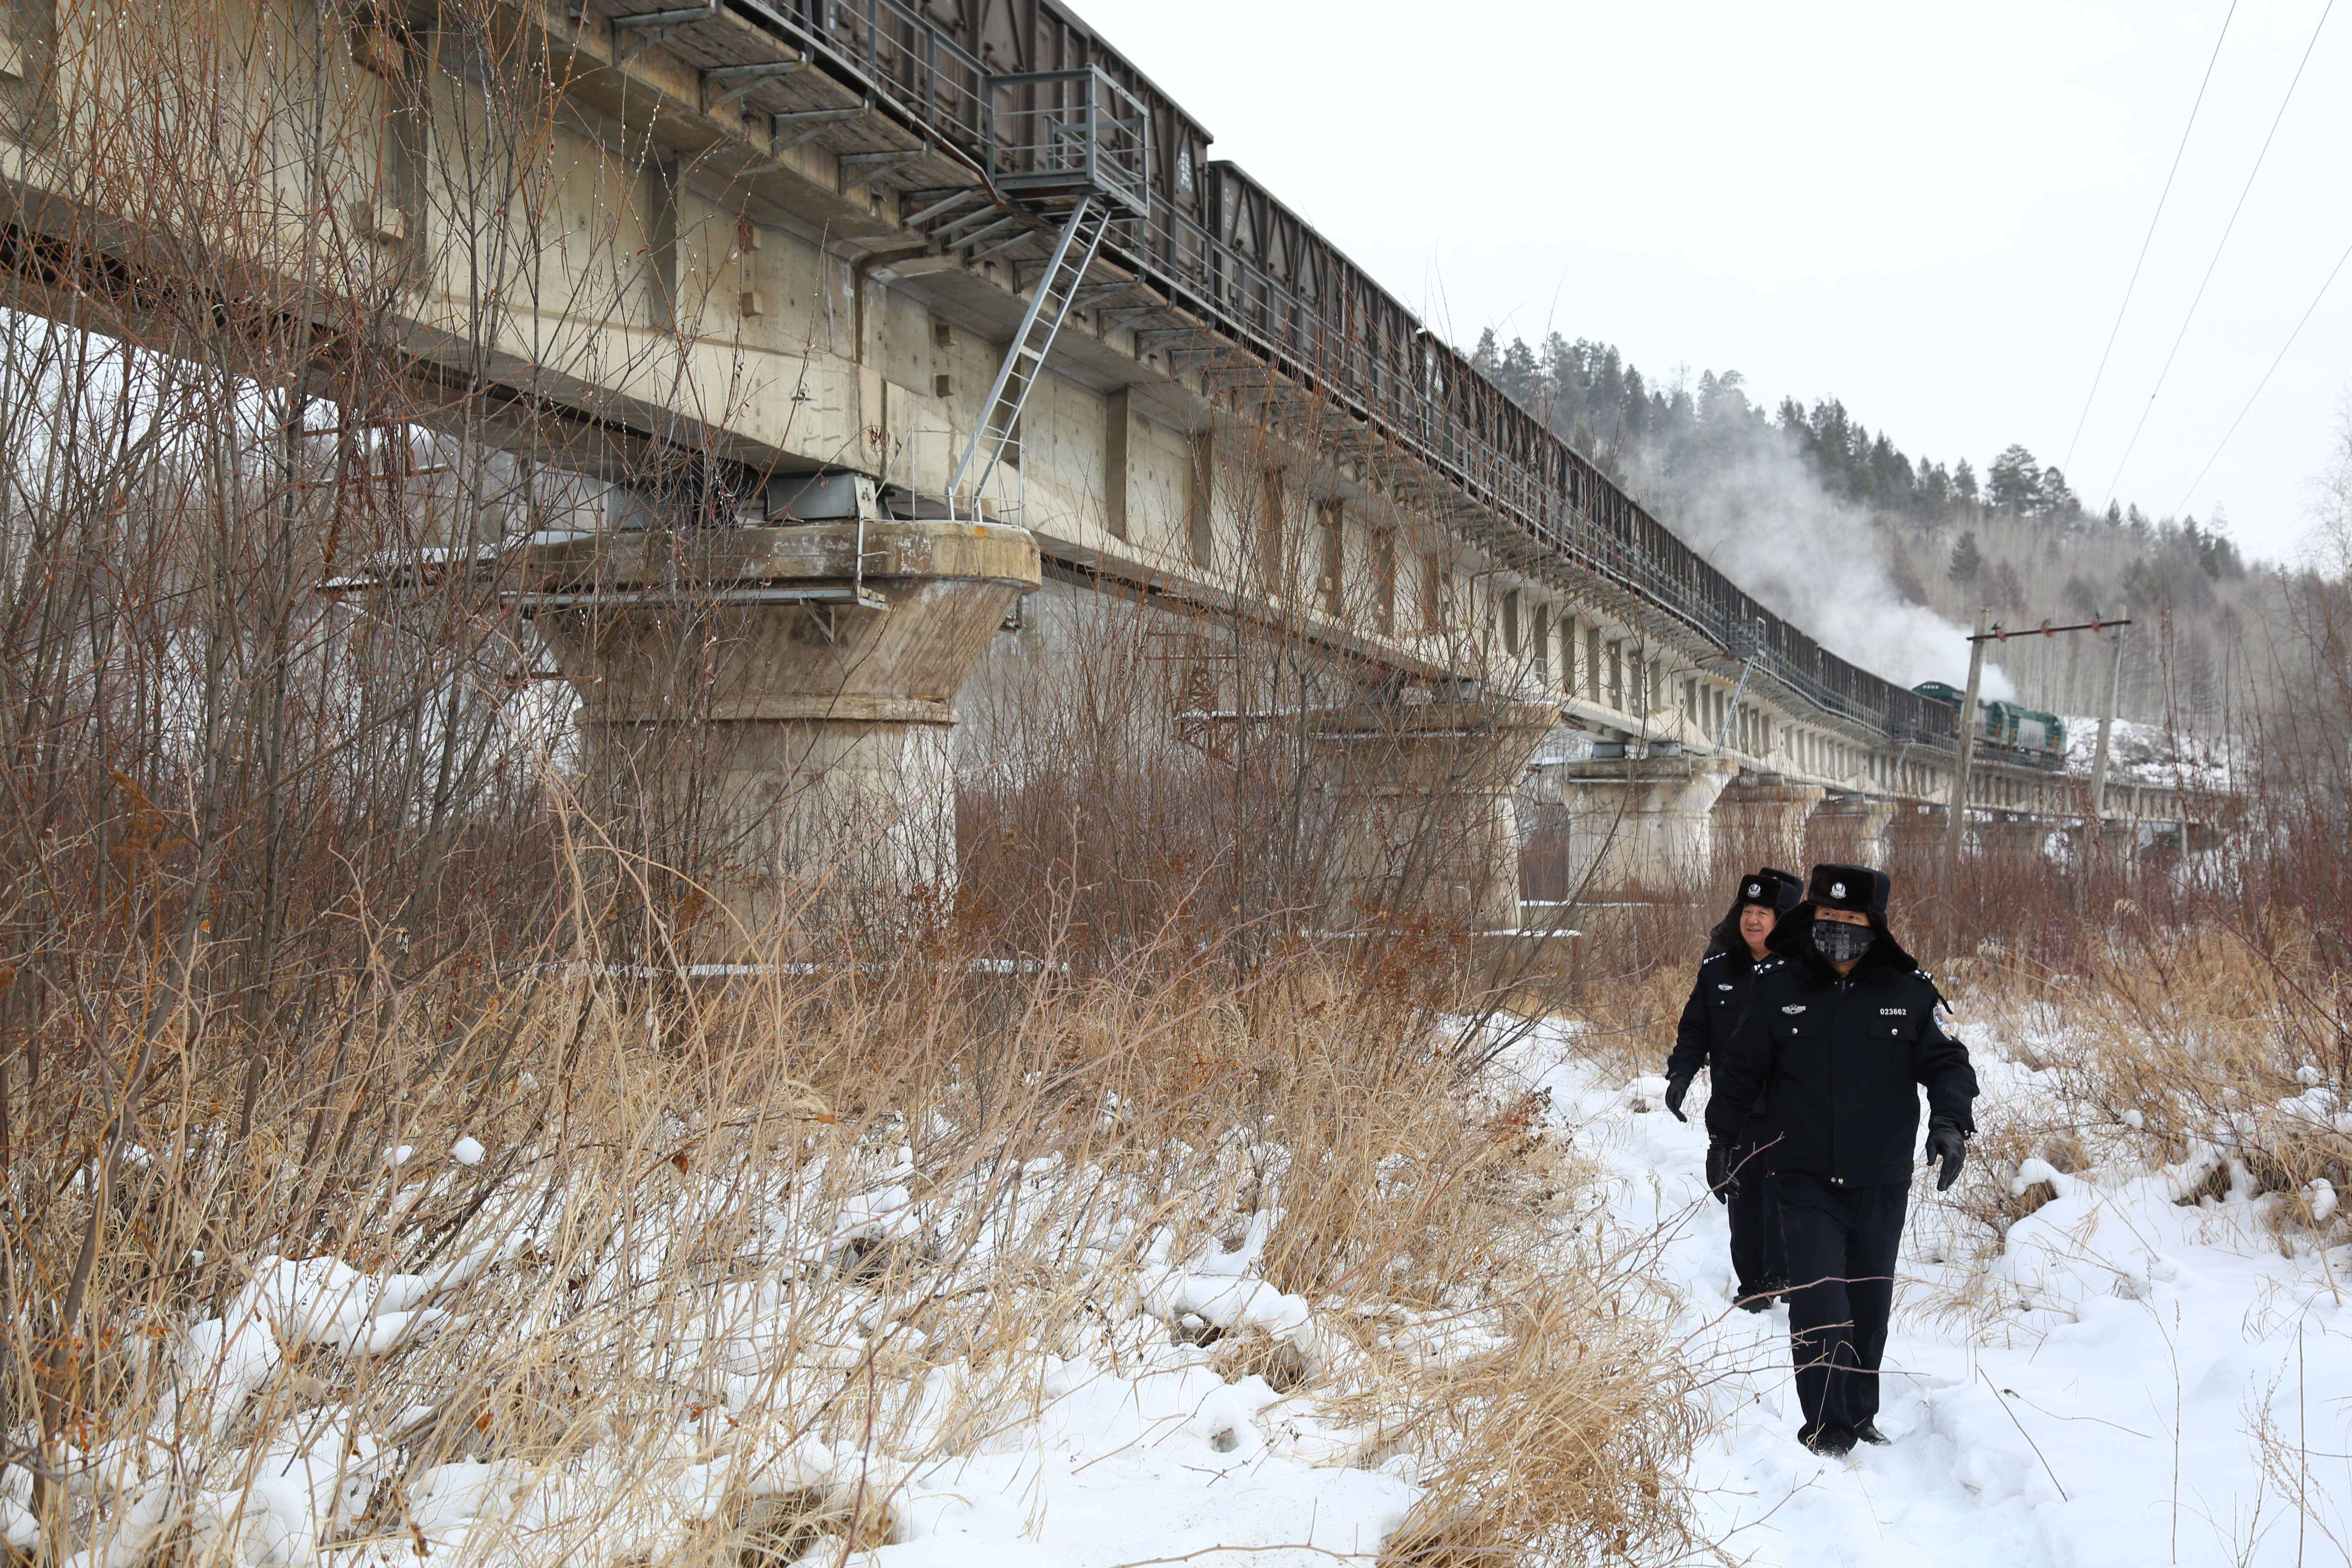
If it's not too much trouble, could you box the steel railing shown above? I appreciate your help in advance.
[984,69,1149,215]
[719,0,1954,750]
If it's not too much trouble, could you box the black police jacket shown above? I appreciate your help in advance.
[1666,945,1760,1082]
[1703,950,1978,1189]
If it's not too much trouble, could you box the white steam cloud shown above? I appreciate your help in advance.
[1631,441,2015,702]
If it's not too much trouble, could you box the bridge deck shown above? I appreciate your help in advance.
[0,0,2206,834]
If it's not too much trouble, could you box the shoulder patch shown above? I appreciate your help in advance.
[1700,951,1726,965]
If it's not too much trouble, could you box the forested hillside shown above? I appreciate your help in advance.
[1471,331,2267,727]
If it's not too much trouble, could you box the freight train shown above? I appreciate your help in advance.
[1912,682,2069,763]
[675,0,1963,748]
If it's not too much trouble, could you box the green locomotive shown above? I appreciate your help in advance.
[1912,682,2069,759]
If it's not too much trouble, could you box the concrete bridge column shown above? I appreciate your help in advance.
[1978,812,2059,862]
[521,520,1040,953]
[1315,698,1560,930]
[1548,757,1738,898]
[1811,793,1898,868]
[1711,779,1826,869]
[2057,819,2144,880]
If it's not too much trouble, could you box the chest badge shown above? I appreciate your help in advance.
[1718,983,1734,991]
[1782,1004,1807,1014]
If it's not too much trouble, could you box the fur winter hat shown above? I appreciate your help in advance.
[1707,867,1804,957]
[1805,863,1888,918]
[1736,868,1804,915]
[1767,862,1919,973]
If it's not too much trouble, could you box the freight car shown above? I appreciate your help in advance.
[614,0,1962,751]
[1913,682,2069,765]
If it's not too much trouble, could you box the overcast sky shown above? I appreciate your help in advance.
[1076,0,2352,565]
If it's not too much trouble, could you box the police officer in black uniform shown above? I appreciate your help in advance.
[1664,867,1802,1310]
[1704,863,1976,1458]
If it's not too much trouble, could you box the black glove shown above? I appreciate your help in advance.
[1664,1073,1694,1122]
[1925,1116,1967,1192]
[1705,1138,1739,1203]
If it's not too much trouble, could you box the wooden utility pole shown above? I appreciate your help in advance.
[2086,601,2127,826]
[1942,608,1989,887]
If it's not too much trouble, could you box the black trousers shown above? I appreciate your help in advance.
[1726,1138,1784,1295]
[1775,1172,1907,1445]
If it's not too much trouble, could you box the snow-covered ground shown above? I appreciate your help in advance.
[1513,1025,2352,1568]
[31,1018,2350,1566]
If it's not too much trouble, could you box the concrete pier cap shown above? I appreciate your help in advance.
[1811,792,1898,869]
[1713,777,1828,869]
[518,514,1040,953]
[1545,754,1740,900]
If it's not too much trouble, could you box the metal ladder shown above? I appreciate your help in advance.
[949,194,1111,512]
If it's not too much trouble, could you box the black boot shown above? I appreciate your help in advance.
[1802,1424,1855,1458]
[1737,1293,1772,1314]
[1855,1419,1891,1446]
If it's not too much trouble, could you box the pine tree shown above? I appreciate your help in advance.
[1987,445,2043,514]
[1501,338,1539,405]
[1948,530,1983,583]
[1918,460,1952,512]
[2040,464,2080,521]
[1992,558,2025,608]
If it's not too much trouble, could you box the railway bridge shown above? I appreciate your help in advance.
[0,0,2207,944]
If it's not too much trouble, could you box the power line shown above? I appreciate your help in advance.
[2059,0,2239,481]
[2165,227,2352,520]
[2100,0,2335,512]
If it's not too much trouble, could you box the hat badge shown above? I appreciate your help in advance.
[1746,883,1760,897]
[1831,880,1847,899]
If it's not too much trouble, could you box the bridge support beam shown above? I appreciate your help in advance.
[1546,757,1738,899]
[1316,699,1560,930]
[1811,793,1898,868]
[1711,779,1826,869]
[522,521,1040,953]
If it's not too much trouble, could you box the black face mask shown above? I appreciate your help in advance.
[1812,920,1874,965]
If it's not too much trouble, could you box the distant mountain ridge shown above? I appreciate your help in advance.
[1470,330,2262,727]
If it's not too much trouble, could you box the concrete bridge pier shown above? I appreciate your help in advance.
[1551,757,1739,898]
[1711,779,1826,870]
[1979,813,2059,863]
[1315,698,1560,930]
[1811,793,1898,868]
[2084,820,2148,872]
[520,520,1040,953]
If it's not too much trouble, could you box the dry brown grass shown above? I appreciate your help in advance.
[0,930,1704,1565]
[2056,918,2351,1248]
[1864,913,2352,1291]
[1360,1270,1695,1567]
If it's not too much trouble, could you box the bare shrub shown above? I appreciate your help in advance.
[1363,1276,1696,1566]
